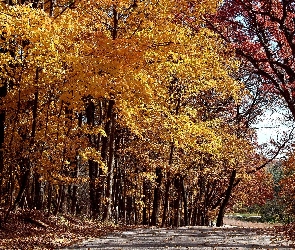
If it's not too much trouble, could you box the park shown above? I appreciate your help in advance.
[0,0,295,249]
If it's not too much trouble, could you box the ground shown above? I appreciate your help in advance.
[0,211,294,249]
[0,210,128,249]
[63,218,295,250]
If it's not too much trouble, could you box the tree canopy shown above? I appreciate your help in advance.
[0,0,290,230]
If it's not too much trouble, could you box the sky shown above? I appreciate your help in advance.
[255,111,292,145]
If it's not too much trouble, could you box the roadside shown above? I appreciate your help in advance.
[0,210,128,249]
[223,216,281,228]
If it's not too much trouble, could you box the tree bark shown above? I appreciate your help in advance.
[89,160,98,218]
[54,185,64,215]
[161,141,175,227]
[47,184,52,215]
[173,175,181,227]
[85,99,99,218]
[102,100,116,221]
[216,169,236,227]
[142,180,149,225]
[150,167,162,226]
[181,176,188,226]
[33,172,42,210]
[0,82,6,214]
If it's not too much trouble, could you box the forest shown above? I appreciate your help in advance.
[1,0,295,247]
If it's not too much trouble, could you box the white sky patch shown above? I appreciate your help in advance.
[254,111,291,145]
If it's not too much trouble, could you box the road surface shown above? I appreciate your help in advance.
[63,225,294,249]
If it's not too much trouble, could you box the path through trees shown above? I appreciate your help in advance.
[64,225,293,250]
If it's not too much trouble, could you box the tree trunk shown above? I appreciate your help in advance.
[150,167,162,226]
[47,184,52,215]
[181,176,188,226]
[4,161,30,222]
[162,141,175,227]
[173,176,181,227]
[86,99,99,218]
[71,184,78,215]
[89,160,98,218]
[54,185,64,215]
[142,180,149,225]
[0,82,6,217]
[161,172,171,227]
[105,113,115,220]
[49,0,55,16]
[102,100,116,221]
[33,172,42,210]
[70,112,81,215]
[216,169,236,227]
[126,196,132,224]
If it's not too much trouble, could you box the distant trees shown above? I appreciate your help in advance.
[232,160,295,225]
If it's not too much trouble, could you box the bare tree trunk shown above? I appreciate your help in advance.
[173,175,182,227]
[181,176,188,226]
[161,172,171,227]
[89,160,98,218]
[85,99,99,218]
[150,167,162,226]
[216,169,236,227]
[101,100,115,221]
[104,110,116,221]
[54,185,64,215]
[33,172,42,210]
[47,184,52,215]
[49,0,56,16]
[162,142,175,227]
[142,180,149,225]
[4,161,30,222]
[0,82,6,220]
[4,67,39,219]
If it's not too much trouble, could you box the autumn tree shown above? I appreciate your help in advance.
[209,0,295,120]
[279,150,295,222]
[0,0,264,229]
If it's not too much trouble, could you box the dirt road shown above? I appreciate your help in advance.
[64,222,294,250]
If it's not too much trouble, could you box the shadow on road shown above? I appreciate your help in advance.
[63,226,294,249]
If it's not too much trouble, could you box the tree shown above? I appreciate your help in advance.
[279,150,295,222]
[209,0,295,120]
[0,0,262,228]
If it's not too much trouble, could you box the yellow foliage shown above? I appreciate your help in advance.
[0,0,254,193]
